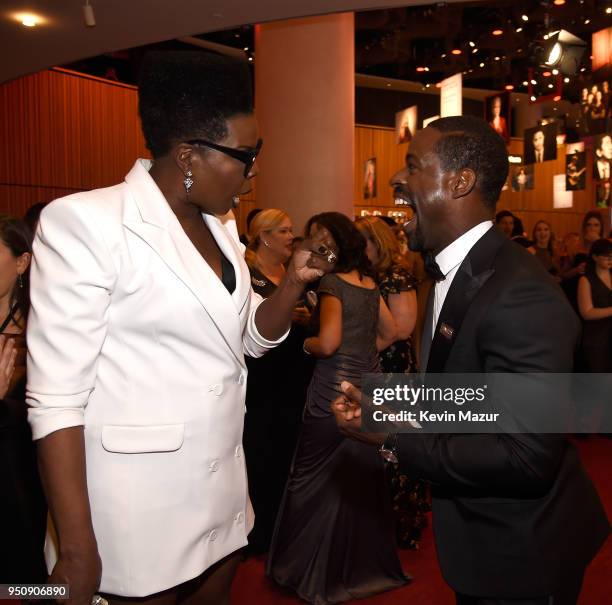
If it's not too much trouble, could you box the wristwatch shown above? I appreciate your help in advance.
[379,433,399,464]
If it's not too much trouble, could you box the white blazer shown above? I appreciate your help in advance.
[26,160,286,596]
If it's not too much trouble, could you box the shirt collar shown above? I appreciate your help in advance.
[435,221,493,277]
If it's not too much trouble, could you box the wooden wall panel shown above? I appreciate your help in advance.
[0,68,606,241]
[0,68,150,218]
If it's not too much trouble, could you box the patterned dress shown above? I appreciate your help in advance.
[377,265,430,549]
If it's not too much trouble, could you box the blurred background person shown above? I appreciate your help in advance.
[495,210,515,239]
[0,215,47,582]
[242,209,314,555]
[532,220,560,277]
[267,212,408,604]
[355,216,429,550]
[577,238,612,373]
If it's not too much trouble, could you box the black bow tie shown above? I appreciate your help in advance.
[422,252,446,282]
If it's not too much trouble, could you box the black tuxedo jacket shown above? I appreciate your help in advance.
[400,226,609,598]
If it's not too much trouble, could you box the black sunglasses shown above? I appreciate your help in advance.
[186,138,263,177]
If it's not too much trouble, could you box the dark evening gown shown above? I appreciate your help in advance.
[267,273,408,604]
[0,329,47,582]
[376,265,430,550]
[243,265,314,554]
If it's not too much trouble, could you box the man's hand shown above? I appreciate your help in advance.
[331,381,386,446]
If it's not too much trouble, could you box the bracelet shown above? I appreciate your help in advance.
[302,341,311,355]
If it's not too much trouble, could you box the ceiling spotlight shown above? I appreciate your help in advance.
[516,27,523,33]
[505,84,514,90]
[548,83,554,88]
[584,19,590,24]
[607,7,612,14]
[531,79,537,85]
[530,95,537,101]
[451,49,462,55]
[494,56,501,61]
[553,0,565,5]
[469,41,475,47]
[472,48,478,54]
[523,80,529,86]
[441,53,447,58]
[543,30,587,74]
[543,71,552,76]
[248,57,253,62]
[554,95,562,101]
[492,29,503,36]
[479,62,485,67]
[543,34,549,40]
[83,0,96,27]
[416,66,427,72]
[564,77,570,82]
[552,69,559,74]
[21,14,38,26]
[522,14,529,21]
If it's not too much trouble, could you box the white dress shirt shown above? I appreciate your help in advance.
[431,221,493,337]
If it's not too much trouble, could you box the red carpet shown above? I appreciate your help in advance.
[232,437,611,604]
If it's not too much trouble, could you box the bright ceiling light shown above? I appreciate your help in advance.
[469,41,476,47]
[492,29,503,36]
[451,49,462,55]
[522,14,529,21]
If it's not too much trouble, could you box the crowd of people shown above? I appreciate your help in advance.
[0,51,610,605]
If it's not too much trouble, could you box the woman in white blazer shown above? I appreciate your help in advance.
[26,52,332,605]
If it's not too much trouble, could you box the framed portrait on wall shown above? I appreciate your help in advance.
[485,92,510,143]
[395,105,417,144]
[363,158,377,199]
[566,152,587,191]
[595,181,612,208]
[523,123,557,165]
[510,164,534,192]
[593,133,612,180]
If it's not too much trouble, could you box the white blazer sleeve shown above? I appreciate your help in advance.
[243,290,289,358]
[217,210,289,359]
[27,199,116,440]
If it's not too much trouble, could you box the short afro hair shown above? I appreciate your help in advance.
[428,115,509,210]
[138,51,253,158]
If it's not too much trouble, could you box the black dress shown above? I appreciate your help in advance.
[376,265,430,550]
[267,274,408,604]
[243,266,314,554]
[580,271,612,372]
[0,330,47,582]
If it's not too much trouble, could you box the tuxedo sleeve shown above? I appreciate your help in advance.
[396,278,580,497]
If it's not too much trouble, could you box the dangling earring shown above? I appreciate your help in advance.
[18,273,23,288]
[183,170,193,195]
[263,240,270,248]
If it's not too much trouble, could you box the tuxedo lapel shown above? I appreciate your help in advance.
[426,227,503,372]
[122,161,246,368]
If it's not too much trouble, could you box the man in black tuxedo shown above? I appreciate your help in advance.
[332,116,609,605]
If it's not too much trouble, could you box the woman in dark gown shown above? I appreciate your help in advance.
[267,212,408,604]
[356,216,429,550]
[0,216,47,582]
[243,209,314,554]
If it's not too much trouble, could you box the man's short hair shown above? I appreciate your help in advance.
[428,115,509,210]
[138,51,253,158]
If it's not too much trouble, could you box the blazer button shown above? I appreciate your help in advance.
[235,512,244,524]
[235,445,242,458]
[209,529,218,541]
[208,384,223,397]
[209,459,220,472]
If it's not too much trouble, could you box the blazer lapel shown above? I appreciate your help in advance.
[426,227,503,372]
[122,160,246,368]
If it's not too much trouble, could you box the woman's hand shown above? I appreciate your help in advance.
[292,305,311,327]
[0,335,17,399]
[288,227,338,286]
[49,546,102,605]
